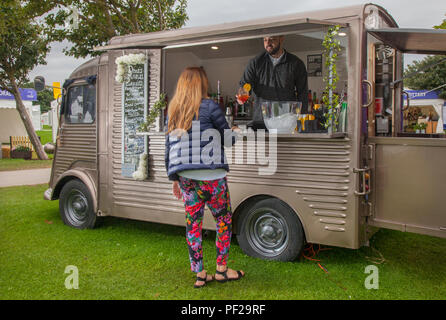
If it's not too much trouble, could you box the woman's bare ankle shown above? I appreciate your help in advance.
[216,265,227,272]
[197,270,207,277]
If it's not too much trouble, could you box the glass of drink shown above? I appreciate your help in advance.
[236,87,249,116]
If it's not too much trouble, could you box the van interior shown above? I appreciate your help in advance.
[162,27,349,131]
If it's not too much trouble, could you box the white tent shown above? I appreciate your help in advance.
[403,89,445,133]
[50,100,59,143]
[0,88,41,144]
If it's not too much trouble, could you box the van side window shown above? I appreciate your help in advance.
[65,84,96,124]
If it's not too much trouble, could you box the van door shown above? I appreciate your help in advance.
[51,81,97,185]
[366,29,446,238]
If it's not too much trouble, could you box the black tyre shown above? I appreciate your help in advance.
[236,198,305,261]
[59,179,97,229]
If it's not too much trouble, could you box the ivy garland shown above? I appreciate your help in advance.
[139,93,167,132]
[322,25,342,132]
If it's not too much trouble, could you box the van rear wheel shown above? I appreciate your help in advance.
[236,198,304,261]
[59,179,97,229]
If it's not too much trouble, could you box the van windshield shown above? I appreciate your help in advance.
[65,84,96,124]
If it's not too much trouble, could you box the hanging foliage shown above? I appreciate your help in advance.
[321,25,342,132]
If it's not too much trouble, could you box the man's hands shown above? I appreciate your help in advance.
[172,181,182,200]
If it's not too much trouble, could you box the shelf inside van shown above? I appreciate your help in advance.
[137,131,348,139]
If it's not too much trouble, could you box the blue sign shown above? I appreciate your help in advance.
[0,88,37,101]
[403,90,441,100]
[444,103,446,130]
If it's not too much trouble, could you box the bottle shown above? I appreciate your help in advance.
[233,98,239,119]
[308,90,313,113]
[225,102,233,126]
[219,96,224,111]
[308,90,314,132]
[313,91,317,105]
[339,101,347,132]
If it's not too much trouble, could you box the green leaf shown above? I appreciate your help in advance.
[40,0,189,58]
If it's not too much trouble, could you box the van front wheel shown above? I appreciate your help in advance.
[236,198,304,261]
[59,179,97,229]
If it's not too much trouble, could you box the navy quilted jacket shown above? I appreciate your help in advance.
[164,99,235,181]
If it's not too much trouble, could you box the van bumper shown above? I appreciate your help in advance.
[44,188,53,200]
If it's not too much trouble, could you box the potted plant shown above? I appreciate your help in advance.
[419,122,427,134]
[10,145,32,160]
[413,123,420,133]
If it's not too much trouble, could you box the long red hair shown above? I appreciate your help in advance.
[167,67,209,134]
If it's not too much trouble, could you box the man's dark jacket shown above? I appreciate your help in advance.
[240,49,309,122]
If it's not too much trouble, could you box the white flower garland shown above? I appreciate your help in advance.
[132,152,148,180]
[115,53,146,83]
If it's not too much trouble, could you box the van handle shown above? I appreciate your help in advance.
[353,167,371,196]
[362,80,373,108]
[402,90,410,111]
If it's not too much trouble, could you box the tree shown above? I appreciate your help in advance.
[41,0,189,58]
[36,89,55,113]
[23,82,55,113]
[403,15,446,99]
[0,0,51,159]
[434,14,446,30]
[404,55,446,99]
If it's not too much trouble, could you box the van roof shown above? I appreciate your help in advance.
[69,56,100,80]
[95,3,396,51]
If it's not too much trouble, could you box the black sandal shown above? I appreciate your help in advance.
[194,272,214,289]
[215,268,244,283]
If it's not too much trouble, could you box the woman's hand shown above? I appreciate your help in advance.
[172,181,182,200]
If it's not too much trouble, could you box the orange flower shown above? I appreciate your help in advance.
[243,83,251,92]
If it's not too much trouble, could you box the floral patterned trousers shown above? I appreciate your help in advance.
[178,176,232,273]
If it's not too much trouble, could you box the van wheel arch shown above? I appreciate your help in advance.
[52,173,98,212]
[52,176,79,200]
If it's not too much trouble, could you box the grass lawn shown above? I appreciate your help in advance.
[36,128,53,146]
[0,158,53,171]
[0,184,445,300]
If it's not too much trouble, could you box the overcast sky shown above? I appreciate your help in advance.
[28,0,446,85]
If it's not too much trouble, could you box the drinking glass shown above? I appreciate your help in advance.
[236,87,249,116]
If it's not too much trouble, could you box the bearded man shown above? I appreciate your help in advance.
[238,35,309,129]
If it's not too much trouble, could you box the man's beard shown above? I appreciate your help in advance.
[267,45,280,56]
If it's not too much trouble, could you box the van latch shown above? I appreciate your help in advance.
[353,167,371,196]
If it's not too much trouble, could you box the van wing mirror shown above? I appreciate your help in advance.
[34,76,46,92]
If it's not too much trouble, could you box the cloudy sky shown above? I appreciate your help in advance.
[28,0,446,85]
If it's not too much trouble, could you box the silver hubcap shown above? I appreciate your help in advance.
[65,189,89,225]
[247,210,289,257]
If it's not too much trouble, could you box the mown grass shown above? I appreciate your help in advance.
[0,158,53,171]
[36,128,53,146]
[0,184,445,300]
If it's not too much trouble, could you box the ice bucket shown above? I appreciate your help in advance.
[260,100,301,133]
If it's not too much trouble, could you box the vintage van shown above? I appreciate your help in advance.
[42,3,446,261]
